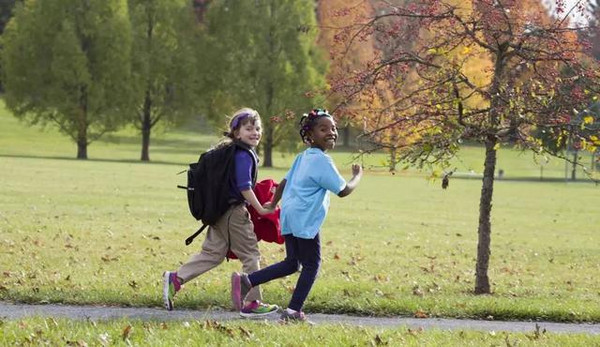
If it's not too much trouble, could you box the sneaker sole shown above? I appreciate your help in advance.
[239,307,280,319]
[231,272,242,311]
[162,271,173,311]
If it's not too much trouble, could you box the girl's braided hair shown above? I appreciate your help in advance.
[299,108,332,144]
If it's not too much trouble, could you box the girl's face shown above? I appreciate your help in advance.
[235,120,262,147]
[308,117,338,151]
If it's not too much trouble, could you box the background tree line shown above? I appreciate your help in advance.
[2,0,598,166]
[1,0,325,164]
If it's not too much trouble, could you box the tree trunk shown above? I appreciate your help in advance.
[263,125,273,167]
[571,149,578,181]
[76,96,88,159]
[343,125,350,147]
[76,135,87,159]
[389,147,397,172]
[475,136,497,294]
[141,90,152,161]
[473,43,505,294]
[263,5,275,168]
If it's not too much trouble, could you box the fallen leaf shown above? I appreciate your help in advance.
[412,286,424,297]
[372,334,385,345]
[98,333,109,346]
[239,326,253,338]
[121,325,132,340]
[414,310,428,318]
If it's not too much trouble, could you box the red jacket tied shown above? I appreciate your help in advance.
[227,179,283,259]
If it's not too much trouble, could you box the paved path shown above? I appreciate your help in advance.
[1,302,599,335]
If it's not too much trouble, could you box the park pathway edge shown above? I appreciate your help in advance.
[0,302,599,335]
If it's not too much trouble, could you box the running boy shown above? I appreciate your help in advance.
[231,108,363,322]
[163,108,278,318]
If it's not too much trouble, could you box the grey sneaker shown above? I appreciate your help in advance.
[231,272,252,311]
[279,309,309,323]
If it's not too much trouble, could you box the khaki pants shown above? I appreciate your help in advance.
[177,204,262,302]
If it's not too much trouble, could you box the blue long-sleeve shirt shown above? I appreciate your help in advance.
[229,148,257,202]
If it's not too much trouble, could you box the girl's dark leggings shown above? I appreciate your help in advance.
[248,233,321,312]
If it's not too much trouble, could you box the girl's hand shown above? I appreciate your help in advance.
[263,201,277,210]
[351,164,363,177]
[258,206,275,215]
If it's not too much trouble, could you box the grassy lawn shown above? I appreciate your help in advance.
[1,102,599,326]
[1,317,598,347]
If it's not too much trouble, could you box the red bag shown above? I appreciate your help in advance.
[227,179,283,259]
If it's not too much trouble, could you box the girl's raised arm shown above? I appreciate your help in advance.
[338,164,363,198]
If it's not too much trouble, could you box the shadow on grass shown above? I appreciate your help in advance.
[0,153,294,172]
[99,132,214,149]
[451,172,599,184]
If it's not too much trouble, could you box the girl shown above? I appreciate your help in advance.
[231,108,363,322]
[163,108,278,318]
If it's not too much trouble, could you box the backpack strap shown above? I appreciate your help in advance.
[185,224,209,246]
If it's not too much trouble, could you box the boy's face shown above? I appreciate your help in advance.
[235,120,262,147]
[308,117,338,151]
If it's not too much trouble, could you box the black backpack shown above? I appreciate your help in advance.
[178,141,257,245]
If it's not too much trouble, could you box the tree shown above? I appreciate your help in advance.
[0,0,20,91]
[317,0,381,149]
[191,0,210,22]
[590,0,600,60]
[0,0,18,33]
[203,0,327,167]
[331,0,600,294]
[2,0,132,159]
[129,0,202,161]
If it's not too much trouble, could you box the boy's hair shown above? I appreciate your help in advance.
[223,108,262,139]
[299,108,333,144]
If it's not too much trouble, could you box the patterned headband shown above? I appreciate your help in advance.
[230,112,251,130]
[308,109,331,119]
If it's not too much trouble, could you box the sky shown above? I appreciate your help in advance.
[543,0,593,26]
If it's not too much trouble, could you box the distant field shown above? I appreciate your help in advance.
[0,102,599,323]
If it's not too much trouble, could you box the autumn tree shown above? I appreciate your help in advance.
[129,0,202,161]
[317,0,380,149]
[590,0,600,59]
[2,0,132,159]
[331,0,600,294]
[203,0,327,167]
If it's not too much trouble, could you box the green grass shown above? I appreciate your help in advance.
[0,101,599,325]
[1,317,598,346]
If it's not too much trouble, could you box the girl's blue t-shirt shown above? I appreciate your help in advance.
[281,148,346,239]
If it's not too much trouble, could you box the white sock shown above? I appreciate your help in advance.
[285,308,298,314]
